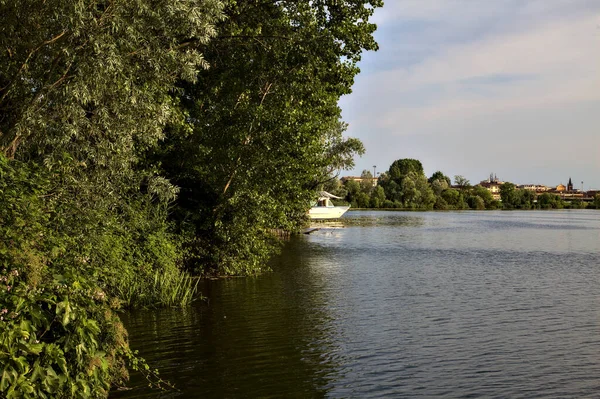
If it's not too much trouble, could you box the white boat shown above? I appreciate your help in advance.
[308,191,350,220]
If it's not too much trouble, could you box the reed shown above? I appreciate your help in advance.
[110,269,200,308]
[151,269,200,308]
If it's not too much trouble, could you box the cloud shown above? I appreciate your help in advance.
[341,1,600,187]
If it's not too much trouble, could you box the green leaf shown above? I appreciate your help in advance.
[0,368,16,392]
[56,300,72,326]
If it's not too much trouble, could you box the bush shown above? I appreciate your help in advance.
[0,271,129,398]
[0,156,185,396]
[383,200,395,209]
[467,195,485,210]
[434,197,448,210]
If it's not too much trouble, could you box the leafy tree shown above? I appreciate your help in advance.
[388,159,424,182]
[378,172,400,202]
[371,186,386,208]
[360,170,375,193]
[500,183,536,209]
[383,199,395,209]
[429,171,452,186]
[157,0,382,274]
[467,195,485,210]
[538,193,564,209]
[344,179,362,207]
[519,190,536,210]
[380,159,434,208]
[434,196,449,210]
[569,199,585,209]
[0,0,225,395]
[454,175,471,190]
[441,188,466,209]
[500,182,519,209]
[356,192,371,208]
[471,185,494,208]
[431,178,449,196]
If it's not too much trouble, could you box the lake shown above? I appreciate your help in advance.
[112,210,600,398]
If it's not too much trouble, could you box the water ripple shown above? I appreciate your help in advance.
[113,211,600,398]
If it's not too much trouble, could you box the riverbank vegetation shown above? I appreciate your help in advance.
[334,159,600,211]
[0,0,382,396]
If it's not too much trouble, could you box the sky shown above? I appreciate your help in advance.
[340,0,600,189]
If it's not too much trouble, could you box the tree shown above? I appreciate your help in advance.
[0,0,226,395]
[519,190,536,209]
[441,188,466,209]
[388,159,424,182]
[467,195,485,210]
[356,192,371,208]
[323,177,348,201]
[429,171,451,186]
[471,185,494,208]
[431,178,449,196]
[413,172,436,209]
[380,159,430,208]
[569,199,585,209]
[360,169,375,194]
[344,179,362,207]
[538,193,564,209]
[434,196,449,210]
[454,175,471,190]
[500,182,519,209]
[157,0,382,274]
[371,186,386,208]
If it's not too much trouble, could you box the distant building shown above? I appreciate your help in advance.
[545,177,589,200]
[478,173,503,200]
[520,184,550,192]
[341,176,378,187]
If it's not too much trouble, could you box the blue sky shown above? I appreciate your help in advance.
[340,0,600,189]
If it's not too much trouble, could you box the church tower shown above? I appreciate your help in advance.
[567,177,573,192]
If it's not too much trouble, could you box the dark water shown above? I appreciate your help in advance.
[112,210,600,398]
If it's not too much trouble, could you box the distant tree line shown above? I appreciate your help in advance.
[328,159,600,210]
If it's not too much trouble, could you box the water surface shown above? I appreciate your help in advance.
[112,210,600,398]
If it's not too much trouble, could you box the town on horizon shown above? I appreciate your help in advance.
[341,172,599,202]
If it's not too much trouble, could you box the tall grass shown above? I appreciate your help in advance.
[111,269,200,308]
[151,269,200,307]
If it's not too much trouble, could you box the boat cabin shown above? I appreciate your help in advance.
[315,197,335,208]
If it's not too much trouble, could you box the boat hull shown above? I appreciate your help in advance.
[308,205,350,220]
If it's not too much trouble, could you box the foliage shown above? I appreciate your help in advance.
[537,193,564,209]
[471,185,494,208]
[0,271,131,398]
[156,0,381,275]
[111,270,199,309]
[379,159,430,207]
[0,157,128,397]
[567,199,585,209]
[0,0,227,395]
[453,175,471,190]
[370,186,386,208]
[360,170,375,194]
[1,0,224,160]
[344,180,362,208]
[429,171,451,186]
[466,195,485,210]
[430,178,449,196]
[500,183,536,209]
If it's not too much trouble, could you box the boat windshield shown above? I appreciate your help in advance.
[315,198,333,207]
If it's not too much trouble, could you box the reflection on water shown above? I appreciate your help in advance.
[113,210,600,398]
